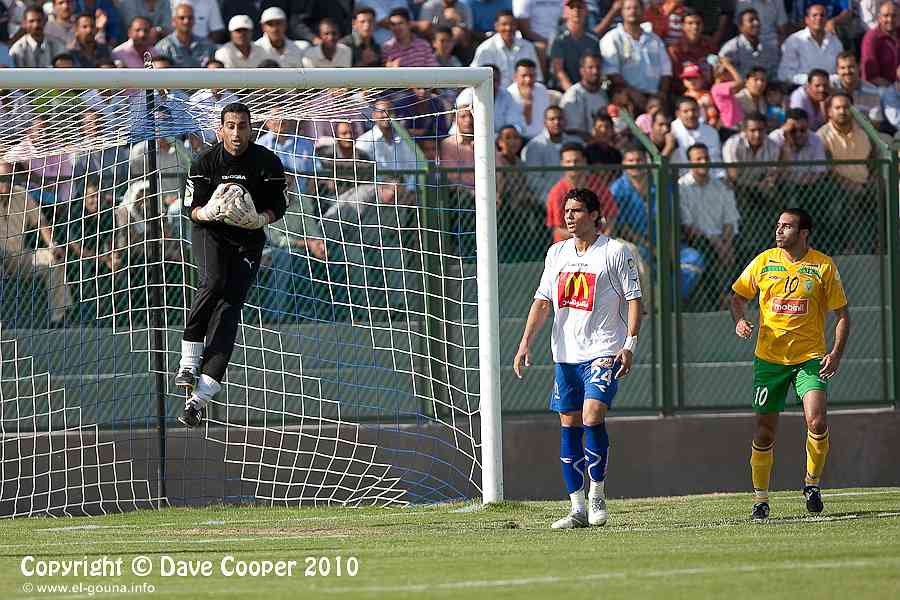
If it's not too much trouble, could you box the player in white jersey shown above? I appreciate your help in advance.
[514,188,643,529]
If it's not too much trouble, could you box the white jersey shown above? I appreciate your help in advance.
[535,236,642,364]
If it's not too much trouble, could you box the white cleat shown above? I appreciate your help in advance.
[588,496,608,526]
[551,510,588,529]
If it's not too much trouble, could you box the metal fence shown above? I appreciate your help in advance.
[1,113,897,423]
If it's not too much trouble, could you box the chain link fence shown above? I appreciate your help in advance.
[1,125,896,422]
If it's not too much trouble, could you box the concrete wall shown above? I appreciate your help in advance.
[502,408,900,500]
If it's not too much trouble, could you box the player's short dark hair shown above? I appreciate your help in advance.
[782,207,813,233]
[221,102,251,124]
[564,188,603,227]
[353,6,375,18]
[807,68,830,83]
[559,141,585,159]
[785,107,809,122]
[515,58,537,71]
[686,142,709,159]
[388,7,411,21]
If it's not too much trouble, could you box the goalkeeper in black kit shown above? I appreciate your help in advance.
[175,102,287,428]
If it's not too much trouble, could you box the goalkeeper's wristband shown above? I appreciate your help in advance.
[623,336,637,353]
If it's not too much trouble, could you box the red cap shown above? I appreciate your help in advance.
[681,63,703,80]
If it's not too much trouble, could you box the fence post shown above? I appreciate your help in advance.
[620,111,674,414]
[885,148,900,410]
[655,157,675,416]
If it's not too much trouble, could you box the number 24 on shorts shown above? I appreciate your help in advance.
[591,364,613,392]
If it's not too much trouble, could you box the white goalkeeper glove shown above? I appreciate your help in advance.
[195,183,231,222]
[224,190,269,230]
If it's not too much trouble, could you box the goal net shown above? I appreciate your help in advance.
[0,67,501,517]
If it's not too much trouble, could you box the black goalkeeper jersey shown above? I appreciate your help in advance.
[184,142,288,250]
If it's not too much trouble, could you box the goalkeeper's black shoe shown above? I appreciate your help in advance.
[751,501,770,521]
[178,404,203,428]
[174,368,197,391]
[804,485,824,514]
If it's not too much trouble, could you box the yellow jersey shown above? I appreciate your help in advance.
[732,247,848,365]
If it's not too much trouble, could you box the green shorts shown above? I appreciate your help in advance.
[752,357,828,414]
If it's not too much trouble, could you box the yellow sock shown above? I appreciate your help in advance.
[805,429,830,486]
[750,441,774,501]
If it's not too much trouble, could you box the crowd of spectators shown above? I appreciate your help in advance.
[0,0,894,317]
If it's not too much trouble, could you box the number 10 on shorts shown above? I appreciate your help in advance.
[753,387,769,407]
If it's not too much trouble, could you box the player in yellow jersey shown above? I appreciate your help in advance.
[730,208,850,521]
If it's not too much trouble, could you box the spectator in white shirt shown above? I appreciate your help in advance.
[214,15,268,68]
[679,141,740,309]
[44,0,76,45]
[10,5,66,68]
[455,64,528,134]
[506,58,553,139]
[254,6,308,67]
[672,96,724,178]
[778,3,844,85]
[302,18,352,68]
[559,53,609,136]
[355,98,420,172]
[523,105,581,200]
[470,10,541,89]
[513,0,562,67]
[768,107,828,183]
[599,0,672,106]
[181,0,226,42]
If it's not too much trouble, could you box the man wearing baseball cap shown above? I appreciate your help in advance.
[222,1,290,38]
[215,14,269,68]
[254,6,309,68]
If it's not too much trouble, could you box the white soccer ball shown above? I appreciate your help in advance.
[223,183,252,209]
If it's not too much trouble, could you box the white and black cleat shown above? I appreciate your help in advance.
[174,368,197,392]
[178,398,204,428]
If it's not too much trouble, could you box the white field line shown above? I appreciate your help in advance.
[0,533,352,551]
[823,490,900,498]
[316,557,900,595]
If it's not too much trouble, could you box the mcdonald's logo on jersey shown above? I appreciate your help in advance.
[557,271,596,311]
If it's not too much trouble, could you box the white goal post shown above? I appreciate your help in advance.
[0,66,503,509]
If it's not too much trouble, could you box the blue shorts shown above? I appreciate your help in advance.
[549,357,619,413]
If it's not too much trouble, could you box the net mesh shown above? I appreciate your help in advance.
[0,83,485,516]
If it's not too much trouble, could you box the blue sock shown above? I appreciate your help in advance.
[559,426,585,495]
[584,423,610,483]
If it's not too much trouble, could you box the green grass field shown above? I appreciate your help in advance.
[3,488,899,600]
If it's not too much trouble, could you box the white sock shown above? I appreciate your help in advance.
[570,489,585,513]
[179,340,204,371]
[188,374,221,409]
[589,480,605,499]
